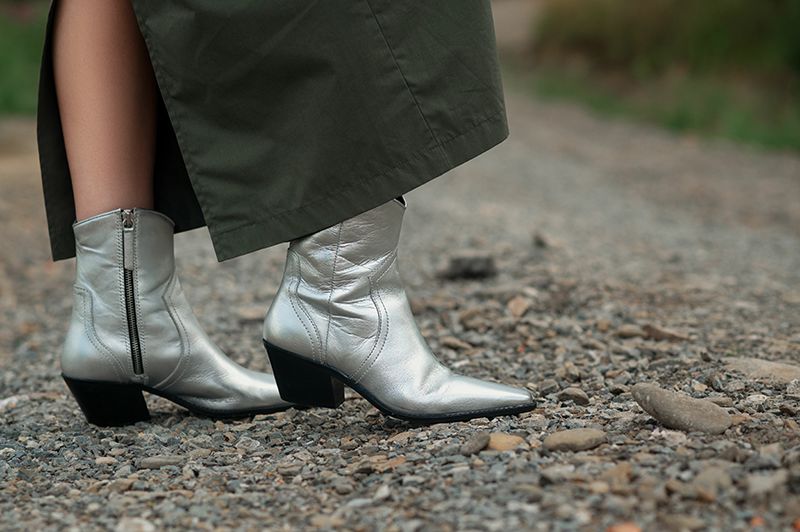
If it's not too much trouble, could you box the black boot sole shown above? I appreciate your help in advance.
[264,339,537,424]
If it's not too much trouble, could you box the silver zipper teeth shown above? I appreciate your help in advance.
[122,210,144,375]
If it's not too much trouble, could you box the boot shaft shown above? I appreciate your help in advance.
[263,198,408,369]
[65,208,180,383]
[73,209,175,298]
[287,198,406,286]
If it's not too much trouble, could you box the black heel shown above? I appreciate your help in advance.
[264,340,345,408]
[62,376,150,427]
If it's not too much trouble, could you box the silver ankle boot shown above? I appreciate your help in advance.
[62,208,292,426]
[263,198,536,422]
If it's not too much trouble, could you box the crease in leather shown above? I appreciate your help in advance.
[75,285,127,381]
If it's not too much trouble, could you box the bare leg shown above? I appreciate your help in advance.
[53,0,157,220]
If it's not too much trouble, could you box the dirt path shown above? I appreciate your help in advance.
[1,71,799,529]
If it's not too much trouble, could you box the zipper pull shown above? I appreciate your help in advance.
[122,209,135,270]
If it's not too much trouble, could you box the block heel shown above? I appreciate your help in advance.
[62,376,150,427]
[263,340,345,408]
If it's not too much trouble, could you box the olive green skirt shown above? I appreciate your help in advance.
[38,0,509,262]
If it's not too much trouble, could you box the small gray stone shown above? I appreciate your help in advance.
[631,383,732,434]
[115,518,155,532]
[538,379,559,395]
[277,461,303,477]
[437,251,497,280]
[539,464,575,485]
[557,387,589,405]
[543,429,606,452]
[692,466,732,498]
[747,469,789,496]
[616,324,645,338]
[334,482,353,495]
[138,455,183,469]
[460,432,490,455]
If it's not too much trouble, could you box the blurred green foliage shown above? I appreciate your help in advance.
[530,0,800,151]
[535,0,800,78]
[0,3,47,115]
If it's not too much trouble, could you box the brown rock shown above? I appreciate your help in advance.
[616,324,645,339]
[642,324,689,342]
[543,428,606,452]
[725,357,800,385]
[487,433,526,451]
[507,295,532,318]
[692,466,732,501]
[631,383,731,434]
[375,455,406,472]
[440,336,472,351]
[557,387,590,405]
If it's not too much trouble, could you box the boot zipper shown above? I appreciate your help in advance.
[122,209,144,375]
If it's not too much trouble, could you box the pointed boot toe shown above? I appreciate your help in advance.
[263,198,537,423]
[436,375,537,418]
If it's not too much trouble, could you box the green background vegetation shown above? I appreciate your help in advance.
[526,0,800,151]
[0,2,47,115]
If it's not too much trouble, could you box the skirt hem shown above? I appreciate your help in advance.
[210,111,509,261]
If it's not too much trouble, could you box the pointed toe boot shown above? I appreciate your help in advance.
[262,198,537,422]
[61,208,292,426]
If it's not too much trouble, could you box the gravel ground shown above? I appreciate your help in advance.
[2,75,800,531]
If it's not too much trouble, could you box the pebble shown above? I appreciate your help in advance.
[437,252,497,279]
[606,523,641,532]
[277,462,303,477]
[310,515,345,528]
[334,483,353,495]
[543,429,606,452]
[487,433,527,451]
[725,357,800,385]
[616,324,645,339]
[460,432,490,455]
[115,518,155,532]
[138,456,184,469]
[631,383,732,434]
[538,379,559,395]
[642,324,689,342]
[557,387,589,405]
[507,295,532,318]
[691,466,732,500]
[747,469,789,496]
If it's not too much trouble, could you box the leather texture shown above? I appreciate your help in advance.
[263,198,536,417]
[62,208,291,414]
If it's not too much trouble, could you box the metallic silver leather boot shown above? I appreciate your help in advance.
[62,208,292,426]
[263,198,536,422]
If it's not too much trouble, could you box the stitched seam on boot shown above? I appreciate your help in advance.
[355,277,390,385]
[352,252,396,383]
[76,285,126,381]
[324,223,344,365]
[155,274,190,391]
[353,275,384,383]
[288,251,322,363]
